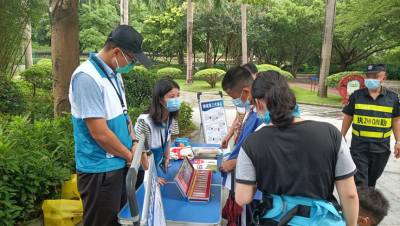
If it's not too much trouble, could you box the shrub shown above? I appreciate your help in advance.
[128,105,149,125]
[26,92,54,121]
[0,115,75,225]
[325,71,363,88]
[124,69,158,108]
[20,58,53,96]
[211,64,227,72]
[0,73,26,115]
[256,64,294,79]
[133,65,147,71]
[194,69,225,88]
[178,101,196,136]
[157,67,182,79]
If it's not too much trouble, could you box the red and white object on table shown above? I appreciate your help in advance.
[170,146,194,160]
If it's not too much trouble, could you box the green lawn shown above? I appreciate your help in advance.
[175,79,223,92]
[176,79,343,106]
[291,86,343,106]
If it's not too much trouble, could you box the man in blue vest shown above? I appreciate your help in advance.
[69,25,153,226]
[341,63,400,187]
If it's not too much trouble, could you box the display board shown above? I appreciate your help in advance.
[199,99,228,144]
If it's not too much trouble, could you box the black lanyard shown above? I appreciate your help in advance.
[160,117,170,154]
[90,56,126,111]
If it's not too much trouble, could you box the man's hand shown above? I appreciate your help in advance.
[218,159,237,173]
[394,143,400,159]
[221,136,230,149]
[125,151,133,168]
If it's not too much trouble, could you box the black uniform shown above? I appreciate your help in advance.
[343,87,400,186]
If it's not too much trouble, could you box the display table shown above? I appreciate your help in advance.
[118,143,222,226]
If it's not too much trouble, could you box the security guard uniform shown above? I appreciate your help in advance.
[343,87,400,186]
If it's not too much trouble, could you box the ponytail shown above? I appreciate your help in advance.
[252,70,297,129]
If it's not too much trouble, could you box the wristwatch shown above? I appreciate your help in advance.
[132,139,139,144]
[396,141,400,144]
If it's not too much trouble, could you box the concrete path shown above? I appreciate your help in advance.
[181,90,400,226]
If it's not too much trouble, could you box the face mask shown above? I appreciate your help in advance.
[163,97,181,112]
[364,79,381,90]
[257,109,271,124]
[257,104,301,125]
[232,90,250,108]
[115,51,135,73]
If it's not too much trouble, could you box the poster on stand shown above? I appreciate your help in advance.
[146,158,166,226]
[200,99,228,145]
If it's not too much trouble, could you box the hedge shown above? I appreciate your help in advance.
[325,71,363,88]
[157,67,182,79]
[255,64,294,79]
[194,69,225,88]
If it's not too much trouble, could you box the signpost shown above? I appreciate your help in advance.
[338,74,366,104]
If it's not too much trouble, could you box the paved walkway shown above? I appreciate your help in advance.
[181,90,400,226]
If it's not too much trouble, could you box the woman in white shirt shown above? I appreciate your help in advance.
[134,78,181,188]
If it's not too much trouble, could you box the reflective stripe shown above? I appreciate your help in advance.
[352,129,392,138]
[355,104,393,113]
[360,131,385,138]
[353,115,391,128]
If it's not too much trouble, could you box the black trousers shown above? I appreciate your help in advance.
[350,150,390,187]
[77,167,128,226]
[135,169,145,190]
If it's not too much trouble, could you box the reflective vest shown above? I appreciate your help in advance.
[351,88,398,142]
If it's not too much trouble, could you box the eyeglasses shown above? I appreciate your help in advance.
[121,49,137,64]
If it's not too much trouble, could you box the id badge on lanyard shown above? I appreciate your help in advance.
[159,119,170,174]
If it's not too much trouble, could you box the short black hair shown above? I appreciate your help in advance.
[143,78,180,126]
[222,66,254,93]
[357,186,389,226]
[243,63,258,74]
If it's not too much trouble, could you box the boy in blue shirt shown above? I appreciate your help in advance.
[218,66,263,225]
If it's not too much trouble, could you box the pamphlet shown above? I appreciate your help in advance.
[193,159,218,172]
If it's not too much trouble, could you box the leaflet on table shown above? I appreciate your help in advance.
[193,147,222,159]
[193,159,217,172]
[170,146,194,160]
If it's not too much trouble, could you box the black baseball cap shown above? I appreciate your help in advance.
[108,25,153,67]
[363,63,387,74]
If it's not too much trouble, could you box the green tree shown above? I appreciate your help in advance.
[332,0,400,71]
[79,2,120,53]
[0,0,46,75]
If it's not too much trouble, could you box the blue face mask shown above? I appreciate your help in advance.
[163,97,181,112]
[365,79,381,90]
[257,104,301,125]
[257,109,271,124]
[232,90,250,108]
[115,51,135,74]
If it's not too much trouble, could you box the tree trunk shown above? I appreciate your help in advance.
[120,0,123,24]
[249,48,253,63]
[50,0,79,117]
[241,3,247,65]
[24,23,33,69]
[186,0,193,84]
[206,40,213,68]
[340,61,347,72]
[123,0,128,25]
[318,0,337,98]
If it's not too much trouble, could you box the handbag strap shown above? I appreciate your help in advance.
[229,170,235,196]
